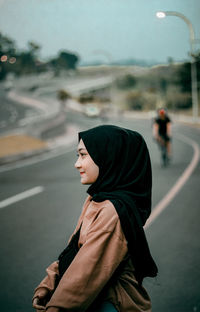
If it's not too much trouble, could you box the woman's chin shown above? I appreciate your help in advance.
[81,179,92,185]
[81,178,88,185]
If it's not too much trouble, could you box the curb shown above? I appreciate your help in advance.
[0,124,79,166]
[0,146,49,165]
[6,90,67,139]
[0,90,77,166]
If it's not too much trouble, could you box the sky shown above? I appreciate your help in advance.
[0,0,200,65]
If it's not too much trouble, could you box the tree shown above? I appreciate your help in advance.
[0,34,43,78]
[0,32,17,80]
[16,52,35,74]
[176,53,200,93]
[0,31,81,79]
[0,32,16,56]
[58,51,79,69]
[194,52,200,87]
[57,89,71,111]
[50,50,79,74]
[28,41,41,59]
[177,62,191,92]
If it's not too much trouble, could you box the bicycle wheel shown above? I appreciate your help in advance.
[161,145,168,167]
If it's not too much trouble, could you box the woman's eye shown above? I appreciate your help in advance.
[76,153,87,157]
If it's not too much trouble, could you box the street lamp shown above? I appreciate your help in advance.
[156,11,199,122]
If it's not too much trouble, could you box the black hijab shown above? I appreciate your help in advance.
[79,125,158,283]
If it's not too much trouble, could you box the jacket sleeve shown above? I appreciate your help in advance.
[33,261,59,300]
[46,205,128,311]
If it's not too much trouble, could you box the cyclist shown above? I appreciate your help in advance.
[153,108,172,161]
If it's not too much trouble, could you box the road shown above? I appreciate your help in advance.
[0,111,200,312]
[0,87,38,134]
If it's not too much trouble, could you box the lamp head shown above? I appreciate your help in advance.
[156,11,166,18]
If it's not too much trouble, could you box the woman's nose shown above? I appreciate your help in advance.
[75,158,81,168]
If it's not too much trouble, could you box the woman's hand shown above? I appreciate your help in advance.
[32,297,46,310]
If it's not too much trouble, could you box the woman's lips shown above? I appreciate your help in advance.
[80,172,85,175]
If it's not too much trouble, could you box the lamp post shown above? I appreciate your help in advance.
[156,11,199,122]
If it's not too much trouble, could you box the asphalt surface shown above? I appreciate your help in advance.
[0,109,200,312]
[0,77,200,312]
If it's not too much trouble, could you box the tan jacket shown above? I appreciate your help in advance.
[33,196,151,312]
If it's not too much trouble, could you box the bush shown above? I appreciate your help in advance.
[125,90,157,111]
[125,91,143,110]
[166,92,192,110]
[57,89,71,102]
[79,93,94,104]
[142,92,157,110]
[115,74,136,90]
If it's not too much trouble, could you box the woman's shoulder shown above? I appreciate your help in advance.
[86,199,122,235]
[91,199,117,218]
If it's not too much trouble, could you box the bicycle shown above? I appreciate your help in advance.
[155,136,170,167]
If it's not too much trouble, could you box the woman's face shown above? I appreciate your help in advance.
[75,139,99,185]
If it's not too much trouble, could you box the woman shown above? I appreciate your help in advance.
[32,125,158,312]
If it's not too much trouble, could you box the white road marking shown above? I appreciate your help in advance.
[0,133,199,221]
[0,186,44,209]
[145,134,200,229]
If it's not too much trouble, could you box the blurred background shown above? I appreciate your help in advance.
[0,1,200,312]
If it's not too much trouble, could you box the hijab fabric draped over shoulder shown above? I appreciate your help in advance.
[79,125,158,283]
